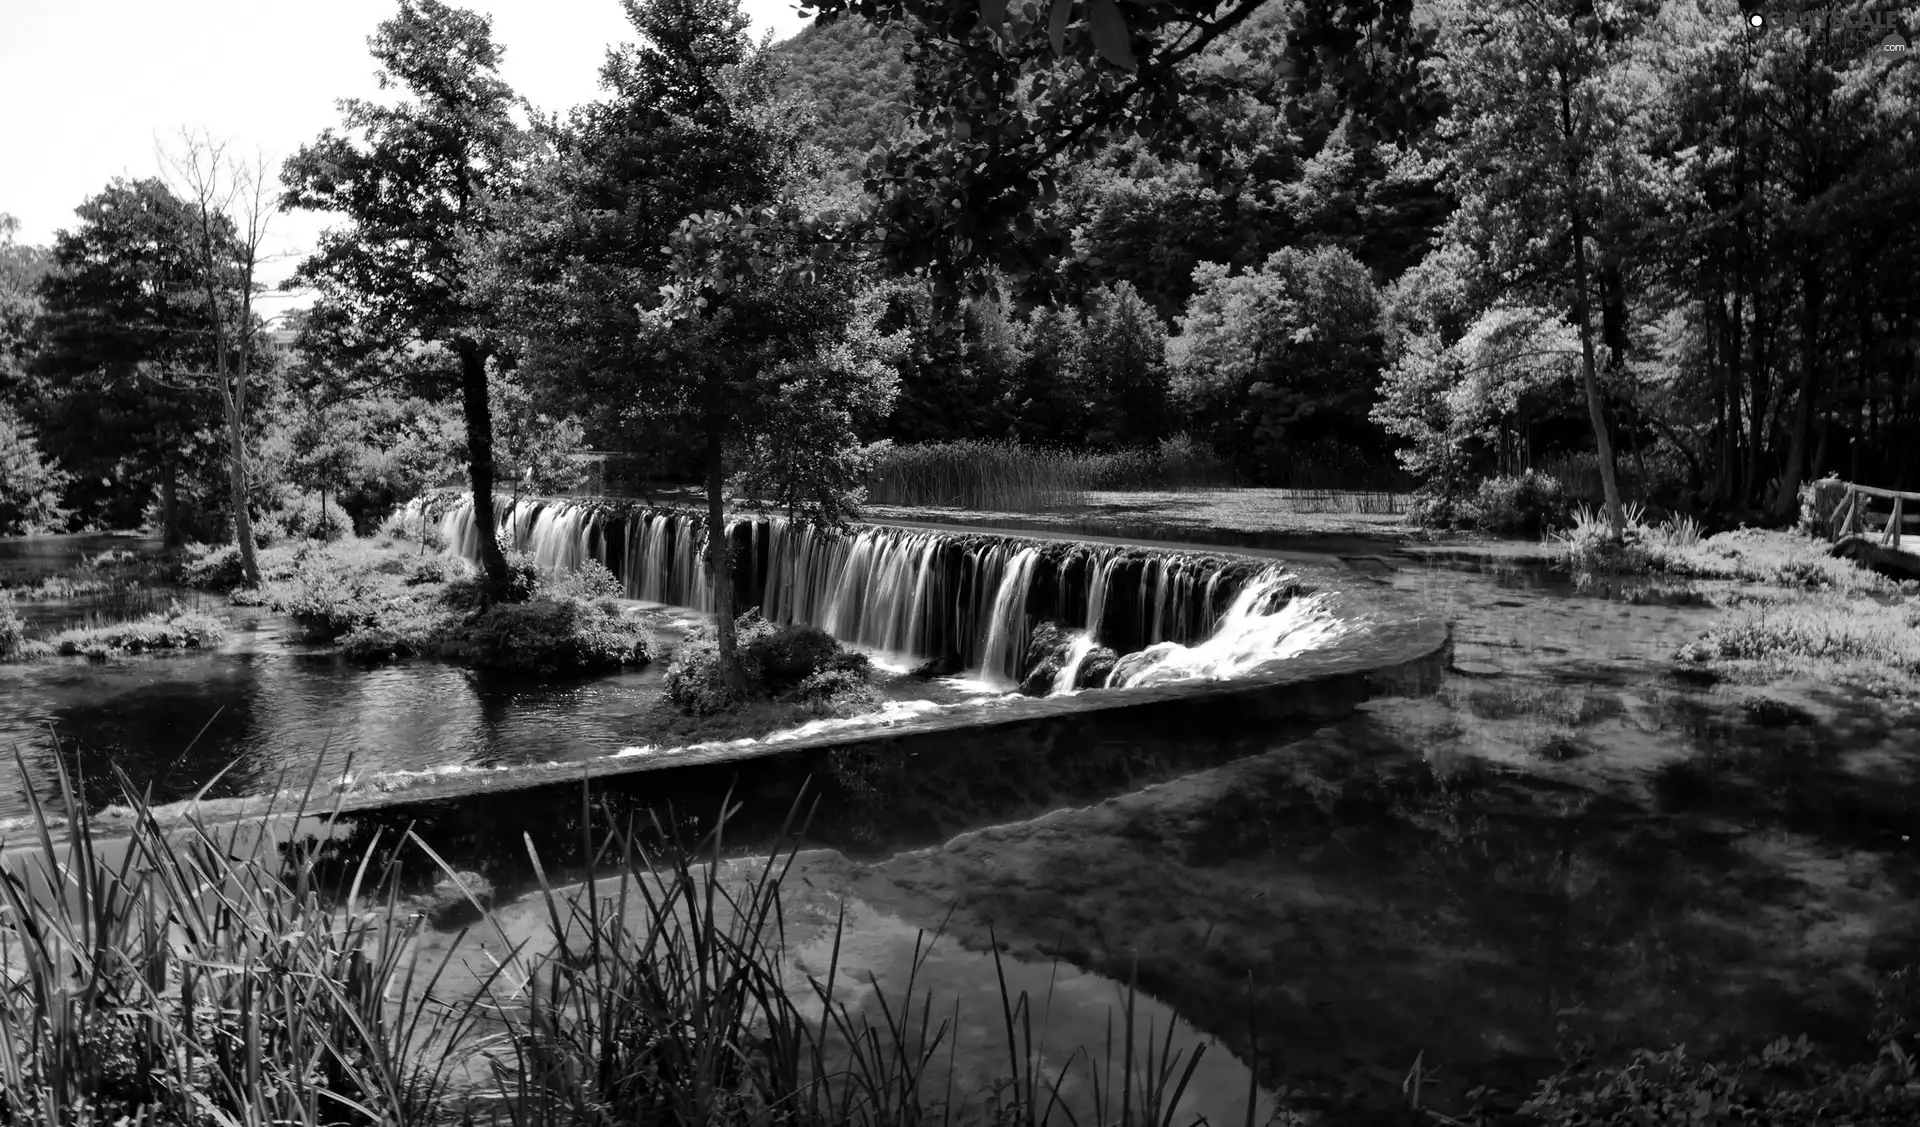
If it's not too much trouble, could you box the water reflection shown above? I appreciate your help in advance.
[0,653,669,822]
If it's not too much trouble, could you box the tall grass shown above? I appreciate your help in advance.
[865,439,1235,512]
[0,763,1250,1127]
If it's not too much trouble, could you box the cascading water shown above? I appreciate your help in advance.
[402,494,1349,691]
[978,547,1040,684]
[1103,571,1348,690]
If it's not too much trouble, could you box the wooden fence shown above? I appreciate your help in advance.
[1823,481,1920,551]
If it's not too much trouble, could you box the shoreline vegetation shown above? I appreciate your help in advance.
[3,770,1917,1126]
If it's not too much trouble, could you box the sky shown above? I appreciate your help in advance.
[0,0,811,322]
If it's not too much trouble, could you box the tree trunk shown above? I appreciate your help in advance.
[458,343,510,597]
[228,376,260,582]
[1771,268,1822,518]
[1568,211,1625,541]
[705,423,746,695]
[161,461,182,549]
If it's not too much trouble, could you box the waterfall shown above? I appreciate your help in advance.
[1104,571,1347,690]
[411,494,1335,686]
[977,547,1040,682]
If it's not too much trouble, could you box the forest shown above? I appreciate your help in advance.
[1,0,1916,563]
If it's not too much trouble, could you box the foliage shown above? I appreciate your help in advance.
[282,0,524,590]
[488,369,587,499]
[773,16,913,162]
[667,611,875,715]
[1173,246,1389,484]
[0,402,71,535]
[181,543,249,591]
[1471,471,1571,537]
[26,178,230,542]
[427,596,653,674]
[0,591,32,662]
[865,436,1233,511]
[1080,280,1170,448]
[46,604,227,659]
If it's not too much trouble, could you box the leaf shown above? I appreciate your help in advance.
[1088,0,1134,69]
[1049,0,1072,57]
[981,0,1009,33]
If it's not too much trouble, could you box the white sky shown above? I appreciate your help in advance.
[0,0,812,322]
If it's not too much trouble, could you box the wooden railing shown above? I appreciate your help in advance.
[1825,481,1920,551]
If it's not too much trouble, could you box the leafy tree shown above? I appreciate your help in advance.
[1433,0,1663,539]
[1172,246,1386,483]
[488,369,587,500]
[0,404,71,535]
[1008,302,1090,446]
[0,215,51,400]
[282,0,523,593]
[29,179,223,544]
[1079,280,1168,448]
[494,0,901,691]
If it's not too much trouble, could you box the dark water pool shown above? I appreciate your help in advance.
[0,644,674,822]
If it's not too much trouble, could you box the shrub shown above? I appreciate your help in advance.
[279,559,383,642]
[440,549,542,609]
[667,612,874,715]
[1409,484,1482,530]
[435,597,652,674]
[547,559,622,601]
[182,543,249,591]
[1472,471,1569,537]
[0,591,31,661]
[49,605,227,659]
[1796,475,1849,537]
[272,494,356,542]
[405,554,470,586]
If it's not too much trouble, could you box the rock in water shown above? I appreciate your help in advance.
[1074,647,1119,690]
[908,652,965,679]
[412,871,496,930]
[1019,657,1064,697]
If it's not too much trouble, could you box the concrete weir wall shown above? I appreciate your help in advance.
[307,616,1452,878]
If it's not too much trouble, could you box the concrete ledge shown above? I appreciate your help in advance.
[284,616,1452,877]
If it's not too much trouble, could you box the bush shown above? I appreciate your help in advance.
[49,605,227,659]
[182,543,249,591]
[440,550,543,609]
[667,612,874,715]
[0,592,31,661]
[405,554,470,586]
[272,495,356,542]
[434,597,652,674]
[547,559,622,601]
[1410,484,1481,530]
[1472,471,1569,537]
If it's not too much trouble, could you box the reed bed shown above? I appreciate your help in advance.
[0,758,1251,1127]
[865,439,1237,512]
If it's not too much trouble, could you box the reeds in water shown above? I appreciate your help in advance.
[865,440,1236,512]
[0,760,1264,1127]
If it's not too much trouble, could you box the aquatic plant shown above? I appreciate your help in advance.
[864,437,1236,512]
[0,591,36,662]
[46,604,226,659]
[0,759,1255,1127]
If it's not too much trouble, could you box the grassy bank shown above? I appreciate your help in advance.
[187,537,655,675]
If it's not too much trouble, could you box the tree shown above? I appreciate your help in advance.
[493,0,900,692]
[0,404,71,535]
[0,215,52,399]
[1172,246,1385,483]
[30,179,223,544]
[282,0,523,594]
[1079,280,1169,447]
[1434,0,1662,540]
[488,368,587,500]
[165,130,275,583]
[640,204,901,691]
